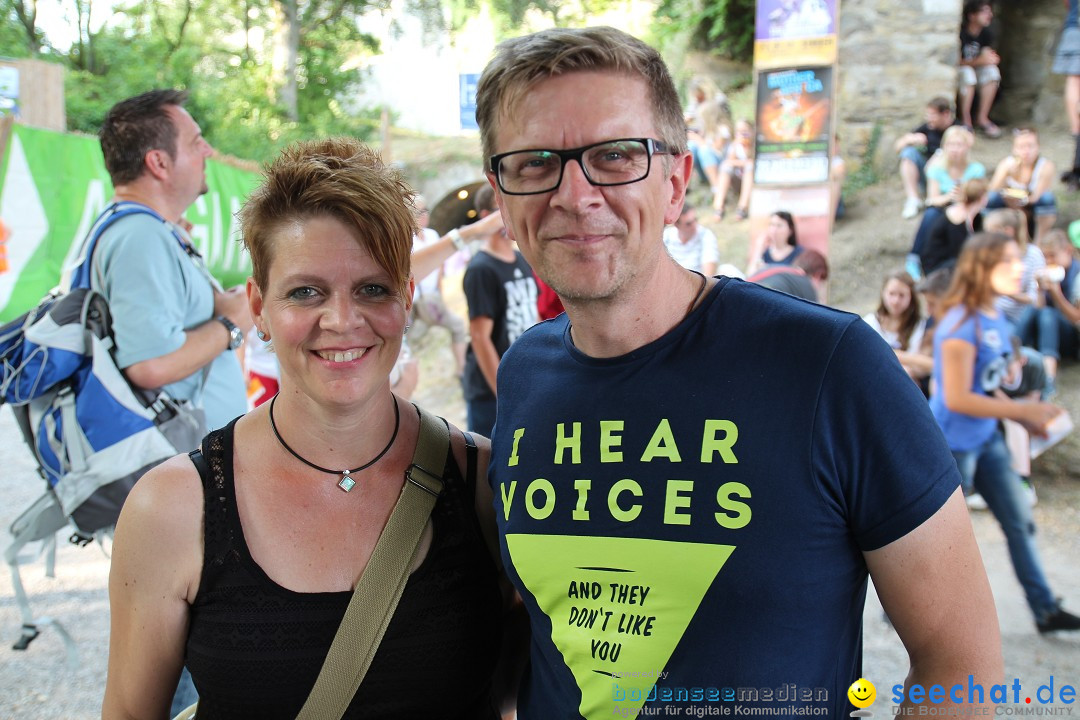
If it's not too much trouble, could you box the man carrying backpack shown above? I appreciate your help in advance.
[94,89,251,431]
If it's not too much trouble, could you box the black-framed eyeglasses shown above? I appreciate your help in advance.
[489,138,672,196]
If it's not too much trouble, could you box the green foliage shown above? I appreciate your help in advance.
[28,0,384,164]
[843,122,883,196]
[654,0,754,62]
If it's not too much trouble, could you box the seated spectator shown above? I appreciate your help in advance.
[712,119,755,221]
[986,128,1058,240]
[895,96,956,219]
[919,177,987,277]
[664,204,719,275]
[985,207,1045,326]
[746,210,802,275]
[958,0,1002,137]
[1015,229,1080,396]
[747,248,829,303]
[908,126,985,277]
[862,271,927,379]
[910,266,956,395]
[685,76,730,189]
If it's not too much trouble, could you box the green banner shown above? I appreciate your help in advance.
[0,123,260,322]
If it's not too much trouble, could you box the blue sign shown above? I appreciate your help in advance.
[460,73,480,131]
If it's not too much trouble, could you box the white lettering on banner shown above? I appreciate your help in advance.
[0,136,53,308]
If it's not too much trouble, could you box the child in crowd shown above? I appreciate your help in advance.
[712,119,754,221]
[863,271,927,380]
[907,127,985,278]
[984,208,1044,326]
[930,231,1078,633]
[918,177,987,278]
[986,128,1057,240]
[1015,229,1080,397]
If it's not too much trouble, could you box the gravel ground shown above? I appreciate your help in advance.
[2,130,1080,719]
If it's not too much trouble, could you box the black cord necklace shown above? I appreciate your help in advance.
[268,393,401,492]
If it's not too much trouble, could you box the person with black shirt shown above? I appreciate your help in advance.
[462,184,539,436]
[895,96,955,219]
[958,0,1002,137]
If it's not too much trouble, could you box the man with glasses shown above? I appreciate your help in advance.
[662,204,719,275]
[476,26,1001,718]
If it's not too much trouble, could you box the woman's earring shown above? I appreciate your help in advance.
[403,325,411,337]
[257,329,268,341]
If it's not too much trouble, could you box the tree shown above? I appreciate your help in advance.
[1,0,44,54]
[654,0,754,62]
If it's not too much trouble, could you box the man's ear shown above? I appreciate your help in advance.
[663,152,694,227]
[488,171,516,242]
[144,148,171,182]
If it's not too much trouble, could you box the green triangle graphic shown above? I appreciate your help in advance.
[506,534,734,720]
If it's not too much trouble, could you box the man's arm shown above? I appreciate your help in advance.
[469,316,500,397]
[865,489,1002,711]
[895,132,929,152]
[124,287,252,390]
[1043,281,1080,324]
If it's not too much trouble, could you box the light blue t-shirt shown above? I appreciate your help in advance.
[929,305,1012,452]
[925,161,986,195]
[90,212,246,431]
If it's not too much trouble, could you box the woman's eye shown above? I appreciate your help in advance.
[288,286,318,300]
[360,284,389,298]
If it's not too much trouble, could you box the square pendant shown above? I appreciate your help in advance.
[338,474,356,492]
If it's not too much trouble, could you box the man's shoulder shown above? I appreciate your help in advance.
[94,211,178,269]
[716,278,858,339]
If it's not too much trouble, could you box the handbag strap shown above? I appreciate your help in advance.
[295,404,449,720]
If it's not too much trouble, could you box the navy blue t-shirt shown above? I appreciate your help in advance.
[489,278,959,719]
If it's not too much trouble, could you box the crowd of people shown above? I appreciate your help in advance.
[32,9,1077,720]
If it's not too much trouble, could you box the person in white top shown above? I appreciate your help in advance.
[862,270,928,379]
[662,204,719,275]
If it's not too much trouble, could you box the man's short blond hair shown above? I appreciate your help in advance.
[475,26,687,166]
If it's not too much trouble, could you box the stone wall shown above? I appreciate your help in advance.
[837,0,961,171]
[837,0,1068,174]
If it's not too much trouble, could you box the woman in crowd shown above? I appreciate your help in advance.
[103,138,507,718]
[929,231,1080,634]
[918,176,987,277]
[1015,228,1080,397]
[907,126,985,277]
[984,208,1045,327]
[746,210,801,275]
[863,271,929,379]
[985,127,1058,240]
[712,119,755,221]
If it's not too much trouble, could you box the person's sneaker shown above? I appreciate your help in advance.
[905,253,923,281]
[1021,479,1037,508]
[902,196,923,219]
[1037,606,1080,634]
[965,492,988,511]
[1042,375,1057,401]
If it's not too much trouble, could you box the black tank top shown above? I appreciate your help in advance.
[185,419,502,719]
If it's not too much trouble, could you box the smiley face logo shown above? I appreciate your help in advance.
[847,678,876,708]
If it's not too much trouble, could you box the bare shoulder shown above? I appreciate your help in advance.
[112,452,204,592]
[120,453,204,528]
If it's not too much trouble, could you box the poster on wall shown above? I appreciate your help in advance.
[753,66,832,186]
[754,0,837,69]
